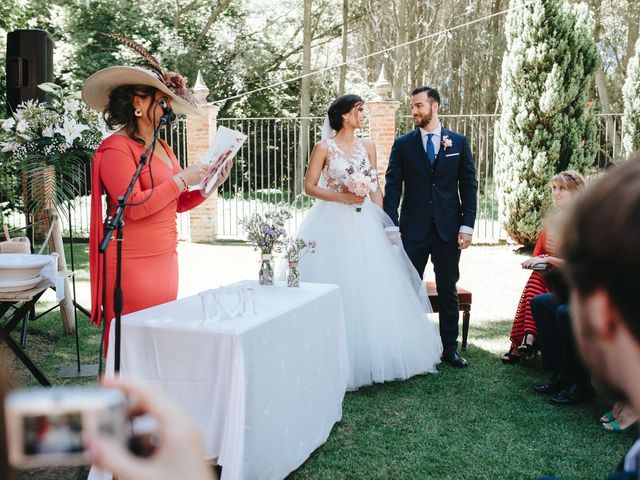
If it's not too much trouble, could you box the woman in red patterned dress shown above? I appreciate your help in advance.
[501,171,585,364]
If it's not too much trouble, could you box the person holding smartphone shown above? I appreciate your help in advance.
[501,171,585,364]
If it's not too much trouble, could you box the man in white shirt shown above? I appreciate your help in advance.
[384,86,478,368]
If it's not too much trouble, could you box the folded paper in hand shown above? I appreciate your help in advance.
[198,126,248,193]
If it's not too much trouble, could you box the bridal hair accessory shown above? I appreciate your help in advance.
[81,34,200,116]
[321,100,336,140]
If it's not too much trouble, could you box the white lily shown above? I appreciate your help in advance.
[55,117,89,145]
[42,125,56,138]
[63,99,81,114]
[2,117,16,131]
[1,141,17,152]
[16,119,29,133]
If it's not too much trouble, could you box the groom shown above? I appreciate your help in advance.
[384,86,477,368]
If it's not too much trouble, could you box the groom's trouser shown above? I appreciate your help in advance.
[403,224,461,352]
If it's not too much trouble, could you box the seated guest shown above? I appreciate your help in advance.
[531,289,594,405]
[502,171,586,364]
[544,156,640,478]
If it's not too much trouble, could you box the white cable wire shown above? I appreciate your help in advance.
[213,1,534,104]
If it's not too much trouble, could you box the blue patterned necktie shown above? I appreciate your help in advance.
[426,133,436,165]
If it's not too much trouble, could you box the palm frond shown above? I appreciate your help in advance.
[21,154,88,214]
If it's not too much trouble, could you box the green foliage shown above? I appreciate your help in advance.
[622,37,640,159]
[495,0,599,247]
[0,0,340,119]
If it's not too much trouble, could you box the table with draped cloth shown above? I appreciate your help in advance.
[92,280,349,480]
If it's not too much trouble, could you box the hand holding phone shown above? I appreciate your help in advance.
[89,378,215,480]
[5,386,127,468]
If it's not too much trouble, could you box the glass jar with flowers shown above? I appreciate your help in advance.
[284,237,317,287]
[239,210,292,285]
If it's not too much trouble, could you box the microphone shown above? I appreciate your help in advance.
[158,99,176,124]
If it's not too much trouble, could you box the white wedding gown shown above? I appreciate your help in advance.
[286,139,443,390]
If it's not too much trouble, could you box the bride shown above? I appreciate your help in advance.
[293,94,443,390]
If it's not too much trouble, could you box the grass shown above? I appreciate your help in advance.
[291,341,632,479]
[3,243,634,480]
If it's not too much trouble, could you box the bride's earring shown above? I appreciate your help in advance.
[134,108,143,117]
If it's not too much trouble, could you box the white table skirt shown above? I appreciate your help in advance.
[94,281,349,480]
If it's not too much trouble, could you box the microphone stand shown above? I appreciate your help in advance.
[99,112,170,374]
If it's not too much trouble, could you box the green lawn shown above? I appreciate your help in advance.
[3,243,633,480]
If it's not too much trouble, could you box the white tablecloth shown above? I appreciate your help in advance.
[100,281,349,480]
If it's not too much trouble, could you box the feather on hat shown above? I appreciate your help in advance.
[81,34,201,116]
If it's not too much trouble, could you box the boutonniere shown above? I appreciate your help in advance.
[442,135,453,150]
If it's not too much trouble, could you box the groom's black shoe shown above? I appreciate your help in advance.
[442,349,468,368]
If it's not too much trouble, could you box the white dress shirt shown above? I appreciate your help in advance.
[420,124,474,237]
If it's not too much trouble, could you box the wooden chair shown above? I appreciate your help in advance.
[425,281,472,350]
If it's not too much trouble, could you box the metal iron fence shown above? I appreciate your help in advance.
[217,117,346,239]
[0,118,190,240]
[0,114,624,244]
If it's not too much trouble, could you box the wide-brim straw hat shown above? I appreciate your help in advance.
[82,66,201,116]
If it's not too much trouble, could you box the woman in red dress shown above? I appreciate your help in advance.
[501,171,585,364]
[82,65,232,353]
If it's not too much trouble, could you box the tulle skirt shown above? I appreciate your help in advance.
[280,198,443,390]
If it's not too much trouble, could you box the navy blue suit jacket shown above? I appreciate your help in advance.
[383,127,478,243]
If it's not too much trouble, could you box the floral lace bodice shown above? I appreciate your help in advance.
[321,138,375,193]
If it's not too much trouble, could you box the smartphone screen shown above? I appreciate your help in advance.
[23,413,84,456]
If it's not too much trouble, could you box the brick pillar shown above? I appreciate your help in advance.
[187,71,219,243]
[368,66,398,192]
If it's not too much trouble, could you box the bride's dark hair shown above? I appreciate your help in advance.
[328,94,364,131]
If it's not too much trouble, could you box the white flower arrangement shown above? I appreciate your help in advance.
[0,83,108,210]
[442,135,453,150]
[1,83,106,159]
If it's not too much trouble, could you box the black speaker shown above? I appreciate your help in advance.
[5,29,54,114]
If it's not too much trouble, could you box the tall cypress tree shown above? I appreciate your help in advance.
[622,37,640,159]
[495,0,599,247]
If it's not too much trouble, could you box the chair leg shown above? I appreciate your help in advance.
[20,310,29,349]
[462,308,470,350]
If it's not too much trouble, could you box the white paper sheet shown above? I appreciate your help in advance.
[198,126,248,193]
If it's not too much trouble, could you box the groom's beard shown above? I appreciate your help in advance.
[413,112,432,129]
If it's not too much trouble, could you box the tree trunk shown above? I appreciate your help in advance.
[623,0,640,75]
[392,0,408,102]
[339,0,349,95]
[590,0,619,161]
[296,0,312,196]
[487,0,504,113]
